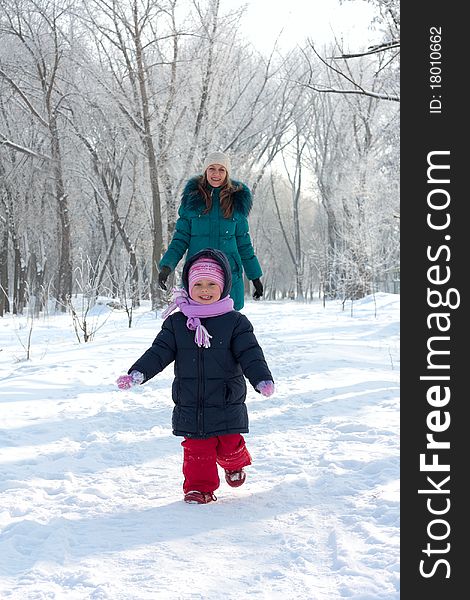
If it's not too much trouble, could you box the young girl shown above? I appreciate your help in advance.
[117,248,274,504]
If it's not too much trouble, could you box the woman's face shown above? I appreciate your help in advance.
[206,164,227,187]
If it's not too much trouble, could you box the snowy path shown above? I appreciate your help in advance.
[0,296,400,599]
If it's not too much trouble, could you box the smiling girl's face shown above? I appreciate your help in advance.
[190,278,222,304]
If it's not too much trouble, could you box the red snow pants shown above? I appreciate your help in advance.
[181,434,252,493]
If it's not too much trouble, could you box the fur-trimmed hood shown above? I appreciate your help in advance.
[181,176,253,216]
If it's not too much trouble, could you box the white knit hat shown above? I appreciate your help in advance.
[202,151,231,175]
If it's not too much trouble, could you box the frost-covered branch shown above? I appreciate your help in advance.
[0,134,53,161]
[299,42,399,103]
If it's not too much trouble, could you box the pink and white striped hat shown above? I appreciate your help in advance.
[188,258,225,295]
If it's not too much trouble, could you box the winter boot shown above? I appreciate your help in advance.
[225,468,246,488]
[184,490,217,504]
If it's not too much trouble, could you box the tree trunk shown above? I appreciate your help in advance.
[0,222,9,316]
[133,4,164,310]
[50,114,72,309]
[180,0,220,183]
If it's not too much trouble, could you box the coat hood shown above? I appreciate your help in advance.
[181,176,253,216]
[182,248,233,299]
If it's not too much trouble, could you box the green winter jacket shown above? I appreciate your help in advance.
[159,176,262,309]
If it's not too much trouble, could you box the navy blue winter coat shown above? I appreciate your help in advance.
[129,249,273,438]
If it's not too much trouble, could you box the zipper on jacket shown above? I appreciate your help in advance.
[197,347,205,436]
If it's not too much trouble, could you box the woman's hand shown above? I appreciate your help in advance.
[158,266,171,290]
[252,278,263,299]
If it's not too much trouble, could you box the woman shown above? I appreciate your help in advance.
[158,151,263,310]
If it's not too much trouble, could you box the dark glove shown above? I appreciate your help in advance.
[158,266,171,290]
[252,278,263,300]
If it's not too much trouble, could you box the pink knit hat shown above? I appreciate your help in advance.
[188,258,225,295]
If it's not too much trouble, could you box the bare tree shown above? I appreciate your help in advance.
[72,121,141,307]
[302,47,399,301]
[295,0,399,102]
[301,42,399,103]
[0,0,73,308]
[83,0,165,308]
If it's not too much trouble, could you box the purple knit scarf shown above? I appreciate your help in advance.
[161,288,234,348]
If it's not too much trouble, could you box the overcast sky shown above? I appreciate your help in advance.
[230,0,380,54]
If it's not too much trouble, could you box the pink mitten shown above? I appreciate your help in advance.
[116,370,144,389]
[255,380,275,397]
[117,375,133,390]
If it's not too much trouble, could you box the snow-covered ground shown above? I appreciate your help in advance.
[0,293,400,599]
